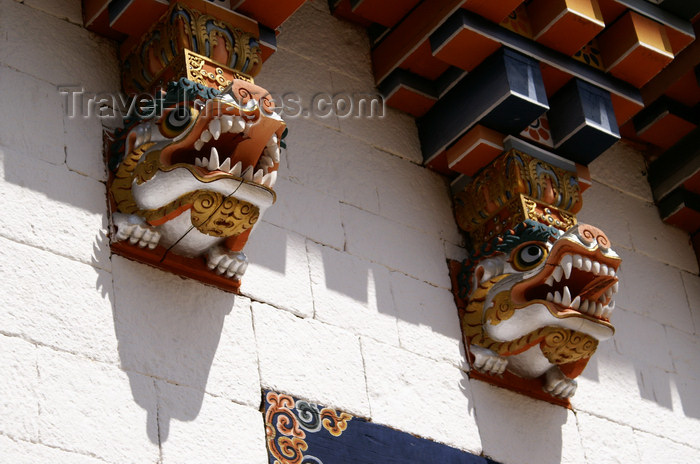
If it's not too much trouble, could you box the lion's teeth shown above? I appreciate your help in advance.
[195,157,203,167]
[553,291,562,304]
[265,144,281,163]
[605,288,613,299]
[230,161,242,177]
[594,302,604,317]
[260,171,277,188]
[573,254,583,269]
[608,268,616,277]
[561,286,572,307]
[592,261,601,275]
[545,275,554,286]
[209,118,221,140]
[253,169,264,184]
[208,147,220,171]
[582,257,592,272]
[546,292,554,302]
[579,299,589,313]
[231,117,245,133]
[221,115,233,132]
[571,296,581,310]
[200,129,212,143]
[600,263,609,275]
[219,157,231,172]
[262,172,272,187]
[242,166,254,181]
[613,281,619,293]
[560,255,572,280]
[194,140,204,151]
[259,155,274,168]
[552,266,563,283]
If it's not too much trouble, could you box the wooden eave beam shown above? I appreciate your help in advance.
[641,21,700,105]
[431,10,643,109]
[371,0,464,84]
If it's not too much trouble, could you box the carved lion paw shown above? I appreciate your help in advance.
[112,213,161,249]
[544,367,577,398]
[206,247,249,280]
[470,345,508,376]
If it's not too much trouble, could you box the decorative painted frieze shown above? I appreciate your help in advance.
[263,391,491,463]
[102,0,287,292]
[454,149,582,246]
[451,150,620,404]
[120,1,265,93]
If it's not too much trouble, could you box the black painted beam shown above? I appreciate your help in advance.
[548,79,620,165]
[648,128,700,201]
[418,47,549,162]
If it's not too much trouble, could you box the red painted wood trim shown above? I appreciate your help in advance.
[372,0,464,84]
[111,241,241,293]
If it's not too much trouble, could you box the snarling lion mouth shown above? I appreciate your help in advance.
[511,237,621,323]
[160,91,285,190]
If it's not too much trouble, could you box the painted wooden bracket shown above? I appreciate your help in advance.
[82,0,299,292]
[597,10,675,88]
[527,0,605,56]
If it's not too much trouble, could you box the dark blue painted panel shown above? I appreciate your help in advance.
[108,0,132,23]
[264,391,492,464]
[548,79,619,165]
[656,0,700,20]
[418,47,548,162]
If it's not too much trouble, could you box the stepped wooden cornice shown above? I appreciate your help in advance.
[331,0,700,261]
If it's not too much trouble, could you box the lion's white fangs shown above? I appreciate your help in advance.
[192,114,280,188]
[544,253,618,319]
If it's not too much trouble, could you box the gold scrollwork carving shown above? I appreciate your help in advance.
[455,149,582,237]
[121,2,262,93]
[186,51,234,91]
[190,191,259,237]
[540,329,598,364]
[484,291,516,325]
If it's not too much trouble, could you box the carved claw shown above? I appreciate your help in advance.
[112,213,160,249]
[543,366,577,398]
[470,345,508,376]
[206,246,248,280]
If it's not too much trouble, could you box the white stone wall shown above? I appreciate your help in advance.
[1,0,699,463]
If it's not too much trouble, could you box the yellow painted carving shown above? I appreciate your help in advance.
[121,2,262,92]
[463,274,597,362]
[190,191,259,237]
[455,149,582,236]
[484,291,516,325]
[540,329,598,364]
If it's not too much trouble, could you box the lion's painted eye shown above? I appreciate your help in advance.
[160,105,196,138]
[513,243,547,271]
